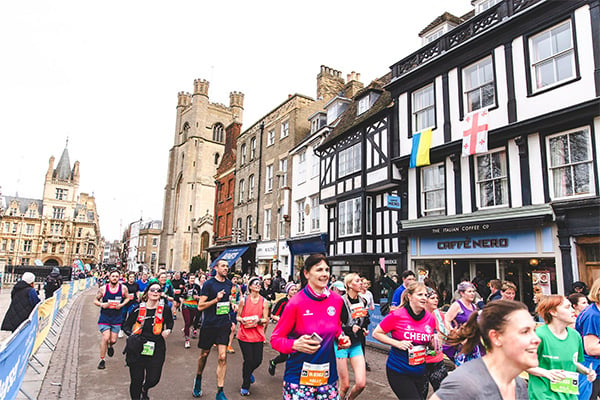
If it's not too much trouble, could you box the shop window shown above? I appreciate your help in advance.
[476,149,508,208]
[421,164,445,216]
[547,127,594,199]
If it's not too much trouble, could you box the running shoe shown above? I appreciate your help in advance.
[185,340,191,349]
[173,314,177,320]
[249,374,255,384]
[240,388,250,396]
[227,345,235,353]
[268,359,276,376]
[215,391,228,400]
[118,330,124,338]
[141,389,149,400]
[192,377,202,397]
[97,359,105,369]
[107,344,114,357]
[192,329,198,339]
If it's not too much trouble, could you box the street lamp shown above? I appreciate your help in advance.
[275,171,286,276]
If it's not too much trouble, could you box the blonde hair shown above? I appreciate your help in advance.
[344,273,360,291]
[588,278,600,303]
[400,282,427,307]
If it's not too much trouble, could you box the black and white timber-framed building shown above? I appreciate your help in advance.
[386,0,600,305]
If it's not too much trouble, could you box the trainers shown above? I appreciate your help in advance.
[227,345,235,353]
[141,390,150,400]
[268,360,276,376]
[192,329,198,339]
[97,359,105,369]
[215,391,228,400]
[118,330,124,338]
[240,388,250,396]
[249,374,255,384]
[365,362,371,372]
[185,340,191,349]
[192,377,202,397]
[107,344,114,357]
[173,314,177,320]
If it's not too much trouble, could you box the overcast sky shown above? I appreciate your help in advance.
[0,0,471,241]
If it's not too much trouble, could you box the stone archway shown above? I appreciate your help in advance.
[44,258,60,266]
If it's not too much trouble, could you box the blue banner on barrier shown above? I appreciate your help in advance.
[0,306,39,400]
[52,287,62,322]
[68,281,74,299]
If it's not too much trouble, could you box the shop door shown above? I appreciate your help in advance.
[473,262,496,301]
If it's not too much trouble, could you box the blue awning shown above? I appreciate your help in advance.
[286,233,328,256]
[210,246,250,267]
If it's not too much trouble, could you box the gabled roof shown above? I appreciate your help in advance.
[318,72,393,149]
[3,196,43,215]
[419,12,465,36]
[54,147,72,180]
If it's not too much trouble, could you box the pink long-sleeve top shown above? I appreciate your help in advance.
[270,285,343,385]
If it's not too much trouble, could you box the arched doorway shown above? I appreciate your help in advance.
[44,258,59,266]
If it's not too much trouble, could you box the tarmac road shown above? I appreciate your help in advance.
[74,289,398,400]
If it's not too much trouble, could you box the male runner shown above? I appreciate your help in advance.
[192,260,234,400]
[94,269,129,369]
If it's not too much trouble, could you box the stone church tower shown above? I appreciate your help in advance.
[159,79,243,270]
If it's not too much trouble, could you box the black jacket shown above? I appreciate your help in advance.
[44,272,63,299]
[1,281,40,332]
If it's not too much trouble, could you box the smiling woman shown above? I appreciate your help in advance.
[431,300,540,400]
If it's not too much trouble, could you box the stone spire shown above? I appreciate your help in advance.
[54,141,72,180]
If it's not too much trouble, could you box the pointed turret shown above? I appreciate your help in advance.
[54,146,72,180]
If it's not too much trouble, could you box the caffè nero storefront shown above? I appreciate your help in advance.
[403,207,560,310]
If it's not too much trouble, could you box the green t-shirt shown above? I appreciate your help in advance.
[528,324,584,400]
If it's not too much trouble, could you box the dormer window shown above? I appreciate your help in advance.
[357,92,381,116]
[326,97,350,125]
[474,0,501,15]
[309,112,327,134]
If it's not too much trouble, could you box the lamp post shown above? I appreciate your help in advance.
[275,171,286,276]
[190,218,196,272]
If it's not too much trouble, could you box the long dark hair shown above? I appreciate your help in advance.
[445,300,528,355]
[300,253,328,288]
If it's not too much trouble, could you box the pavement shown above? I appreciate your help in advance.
[1,287,399,400]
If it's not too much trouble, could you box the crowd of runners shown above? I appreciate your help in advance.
[92,256,600,400]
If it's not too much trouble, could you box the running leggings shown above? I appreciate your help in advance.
[238,340,264,390]
[182,307,198,338]
[386,367,426,400]
[420,361,448,398]
[128,350,165,399]
[272,352,289,365]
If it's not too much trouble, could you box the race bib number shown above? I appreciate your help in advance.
[350,303,368,319]
[141,341,155,356]
[128,293,134,300]
[550,371,579,395]
[408,345,426,366]
[187,290,194,298]
[216,301,230,315]
[108,299,120,309]
[299,362,329,386]
[174,289,181,295]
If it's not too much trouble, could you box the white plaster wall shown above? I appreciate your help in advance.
[528,133,545,205]
[507,139,523,208]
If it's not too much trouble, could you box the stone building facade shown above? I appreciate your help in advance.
[138,220,161,273]
[159,78,244,271]
[0,146,102,267]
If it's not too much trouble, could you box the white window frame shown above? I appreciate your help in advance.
[266,165,273,192]
[56,188,67,200]
[310,195,320,231]
[248,174,255,200]
[52,207,65,220]
[250,137,256,160]
[23,240,32,253]
[475,149,509,209]
[311,152,319,178]
[338,197,362,237]
[298,151,306,183]
[547,126,595,200]
[26,224,34,235]
[338,143,361,178]
[463,56,495,113]
[529,20,576,93]
[421,164,446,216]
[267,129,275,146]
[412,84,435,133]
[281,121,289,138]
[264,209,272,239]
[366,197,373,234]
[297,200,305,233]
[241,144,247,165]
[239,179,245,204]
[279,159,288,187]
[246,216,253,240]
[357,96,369,115]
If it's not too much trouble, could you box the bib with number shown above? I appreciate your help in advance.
[141,341,155,356]
[299,362,329,386]
[408,345,426,366]
[550,371,579,395]
[216,301,230,315]
[350,302,368,319]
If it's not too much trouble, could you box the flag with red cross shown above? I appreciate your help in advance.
[462,109,489,157]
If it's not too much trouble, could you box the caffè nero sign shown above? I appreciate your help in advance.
[419,230,537,256]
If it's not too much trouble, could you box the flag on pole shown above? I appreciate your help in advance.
[409,128,432,168]
[462,109,489,157]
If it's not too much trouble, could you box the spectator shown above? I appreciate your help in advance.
[486,279,502,302]
[568,292,589,318]
[1,272,41,332]
[390,270,416,309]
[500,281,517,301]
[570,281,589,296]
[272,270,286,293]
[44,267,63,299]
[259,274,276,302]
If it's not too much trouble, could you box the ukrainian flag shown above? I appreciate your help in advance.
[409,128,432,168]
